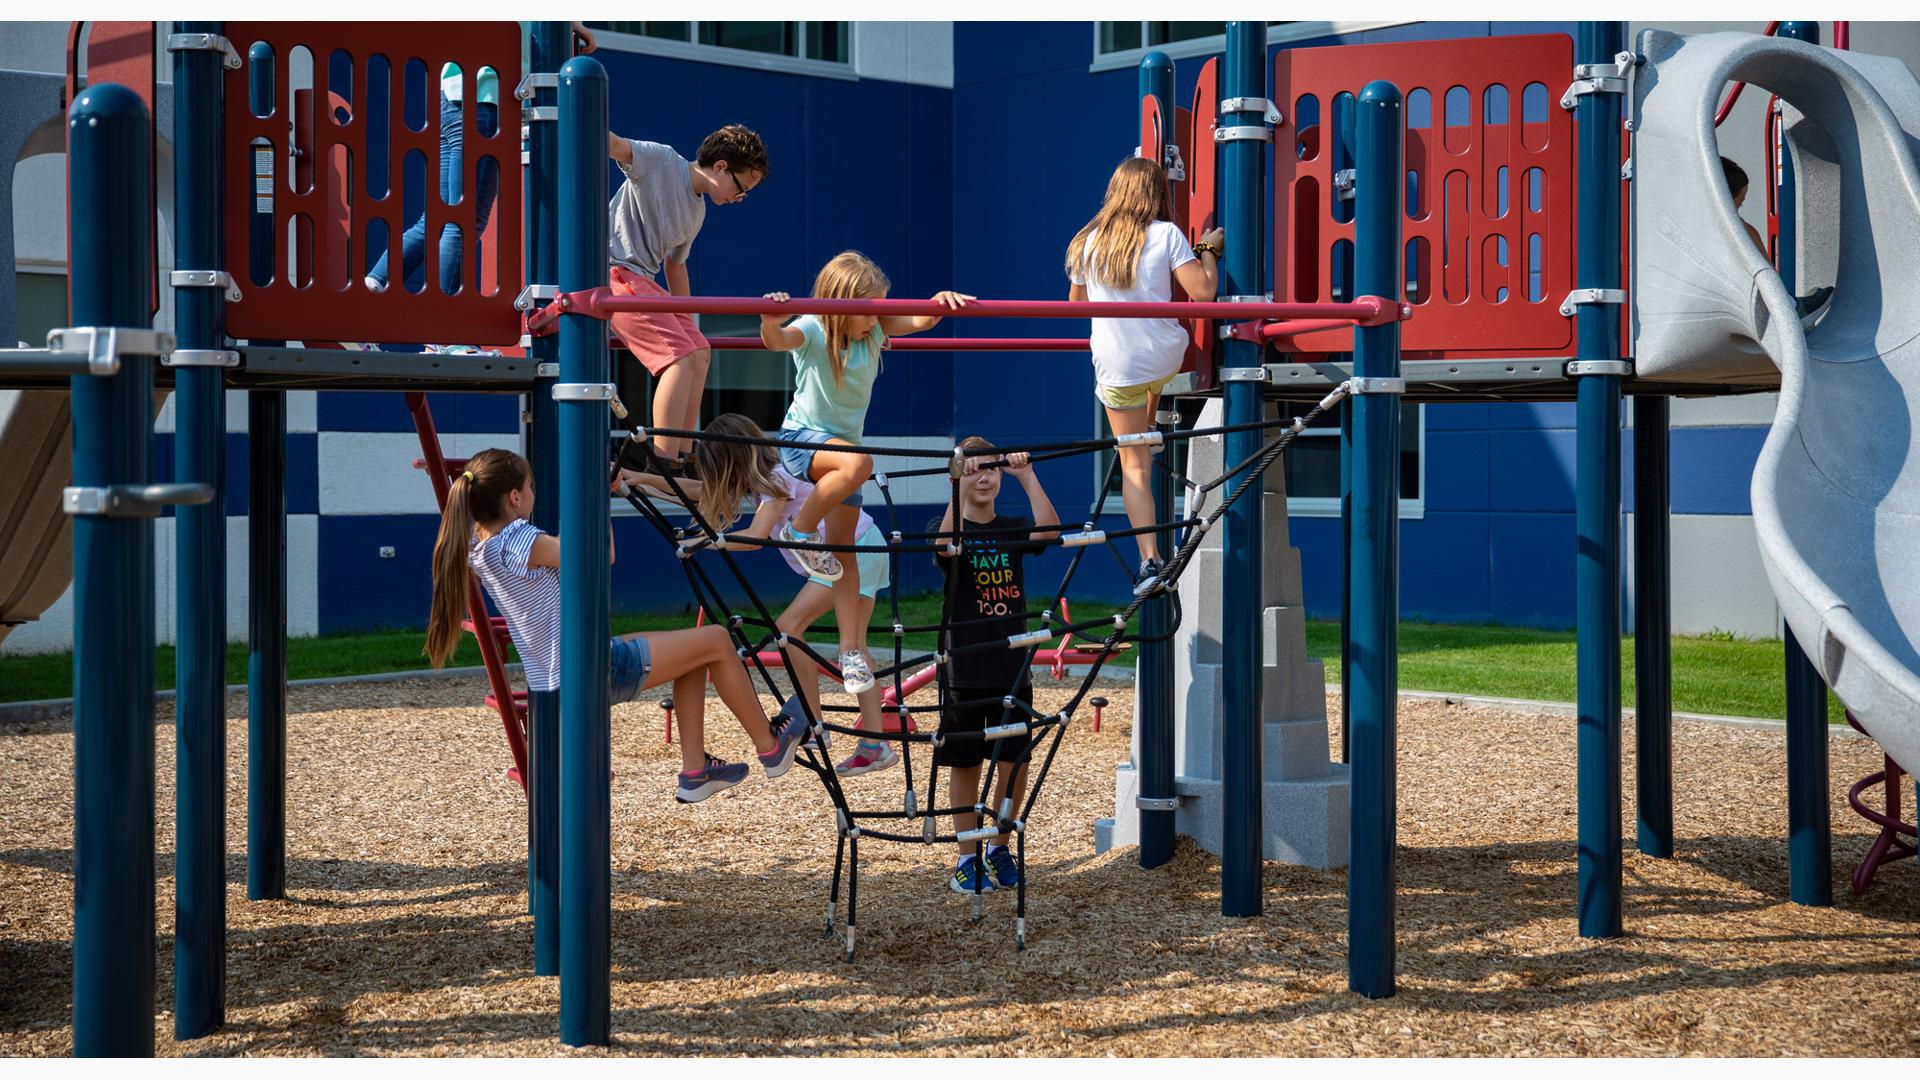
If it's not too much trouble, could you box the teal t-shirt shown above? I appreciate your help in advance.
[780,315,885,443]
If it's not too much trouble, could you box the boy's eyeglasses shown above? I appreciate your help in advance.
[726,170,751,200]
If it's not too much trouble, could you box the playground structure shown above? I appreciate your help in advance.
[0,16,1915,1056]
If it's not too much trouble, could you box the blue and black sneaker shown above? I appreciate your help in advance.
[950,854,997,894]
[759,697,812,779]
[985,845,1021,890]
[676,755,749,804]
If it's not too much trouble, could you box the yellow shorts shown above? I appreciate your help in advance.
[1094,371,1178,411]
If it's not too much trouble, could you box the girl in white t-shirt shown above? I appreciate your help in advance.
[1066,157,1223,589]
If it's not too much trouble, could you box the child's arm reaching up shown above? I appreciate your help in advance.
[758,292,806,351]
[724,496,790,552]
[1002,453,1061,541]
[880,290,975,337]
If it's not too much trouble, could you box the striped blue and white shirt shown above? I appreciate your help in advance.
[470,518,561,693]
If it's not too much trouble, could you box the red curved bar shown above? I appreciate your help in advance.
[569,286,1396,324]
[705,336,1089,352]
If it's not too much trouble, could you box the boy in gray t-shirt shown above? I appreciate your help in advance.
[604,123,768,466]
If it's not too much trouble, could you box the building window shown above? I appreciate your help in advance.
[1094,395,1424,519]
[1090,21,1416,72]
[585,22,854,79]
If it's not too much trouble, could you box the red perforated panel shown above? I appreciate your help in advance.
[1275,35,1576,360]
[1184,58,1217,388]
[222,24,523,344]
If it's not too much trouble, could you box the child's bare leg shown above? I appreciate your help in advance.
[1105,397,1161,563]
[776,583,837,720]
[650,348,711,458]
[638,625,773,755]
[671,669,709,773]
[823,505,866,656]
[987,756,1032,845]
[950,764,984,856]
[792,442,871,534]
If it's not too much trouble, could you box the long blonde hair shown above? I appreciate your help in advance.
[426,447,529,669]
[811,250,890,384]
[1065,156,1172,290]
[689,413,787,532]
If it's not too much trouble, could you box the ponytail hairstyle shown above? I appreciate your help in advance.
[426,447,531,668]
[1065,156,1172,291]
[810,250,891,385]
[689,413,786,532]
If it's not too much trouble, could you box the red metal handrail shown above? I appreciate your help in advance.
[548,287,1398,326]
[705,336,1089,352]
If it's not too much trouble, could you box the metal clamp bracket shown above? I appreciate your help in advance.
[514,72,558,100]
[1163,142,1187,182]
[1333,168,1357,200]
[1219,96,1283,125]
[523,106,558,122]
[1136,796,1183,812]
[1219,366,1271,383]
[47,327,175,376]
[534,362,559,378]
[1220,294,1273,304]
[1560,52,1640,119]
[514,284,558,312]
[1214,125,1272,143]
[1565,359,1633,378]
[1558,287,1627,316]
[553,382,617,402]
[171,269,243,303]
[167,32,242,69]
[1349,376,1406,394]
[64,483,213,518]
[166,349,241,368]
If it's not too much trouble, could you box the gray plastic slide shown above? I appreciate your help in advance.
[1634,29,1920,773]
[0,389,74,649]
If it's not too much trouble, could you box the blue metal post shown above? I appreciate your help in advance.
[1775,18,1832,907]
[1218,20,1269,918]
[557,55,612,1048]
[69,81,157,1058]
[1339,403,1352,764]
[1573,20,1626,940]
[172,18,229,1040]
[1346,78,1403,1001]
[1136,50,1177,872]
[525,19,570,976]
[1633,394,1673,859]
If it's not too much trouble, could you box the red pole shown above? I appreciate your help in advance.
[1261,317,1360,341]
[1834,22,1849,50]
[706,336,1090,352]
[578,289,1397,324]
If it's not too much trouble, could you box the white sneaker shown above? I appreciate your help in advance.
[838,650,876,694]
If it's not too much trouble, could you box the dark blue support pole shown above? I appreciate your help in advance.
[1632,394,1673,859]
[1339,402,1352,764]
[1573,20,1626,940]
[69,81,157,1058]
[172,18,229,1040]
[1346,78,1403,1001]
[1774,18,1832,907]
[244,38,287,905]
[525,19,570,977]
[1218,20,1269,919]
[557,54,612,1048]
[1136,50,1177,872]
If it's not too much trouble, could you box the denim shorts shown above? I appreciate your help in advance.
[609,635,652,704]
[778,426,863,508]
[808,520,891,598]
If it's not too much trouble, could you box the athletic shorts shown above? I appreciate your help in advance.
[1094,370,1179,411]
[609,635,653,704]
[777,426,863,508]
[932,682,1035,769]
[607,265,708,375]
[809,520,890,598]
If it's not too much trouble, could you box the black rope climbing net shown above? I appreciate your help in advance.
[611,382,1351,958]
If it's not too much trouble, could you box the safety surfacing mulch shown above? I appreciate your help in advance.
[2,674,1916,1057]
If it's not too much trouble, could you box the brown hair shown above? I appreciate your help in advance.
[811,250,891,385]
[1065,156,1173,290]
[696,123,769,178]
[425,448,530,669]
[1720,155,1749,199]
[688,413,787,532]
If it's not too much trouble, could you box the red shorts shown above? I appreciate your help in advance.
[607,265,709,375]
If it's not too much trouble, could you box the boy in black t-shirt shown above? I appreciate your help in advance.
[929,436,1060,895]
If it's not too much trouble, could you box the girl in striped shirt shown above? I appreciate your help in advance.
[424,448,810,804]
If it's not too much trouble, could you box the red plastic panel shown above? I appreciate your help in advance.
[1184,57,1218,387]
[1275,34,1576,360]
[222,24,523,344]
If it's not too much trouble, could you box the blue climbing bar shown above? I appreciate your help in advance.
[1346,77,1404,1001]
[525,18,570,977]
[1633,394,1674,859]
[1217,19,1269,918]
[1774,18,1832,907]
[171,18,231,1040]
[1572,19,1626,940]
[68,81,159,1058]
[1135,49,1177,872]
[557,54,613,1048]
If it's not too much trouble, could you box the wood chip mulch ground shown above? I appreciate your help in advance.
[2,674,1916,1056]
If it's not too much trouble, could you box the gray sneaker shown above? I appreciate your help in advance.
[782,522,843,582]
[676,755,749,804]
[759,696,812,779]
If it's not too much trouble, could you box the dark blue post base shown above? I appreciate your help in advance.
[1784,628,1832,906]
[1632,395,1673,859]
[247,389,288,902]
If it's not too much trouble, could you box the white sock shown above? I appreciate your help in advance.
[986,842,1006,857]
